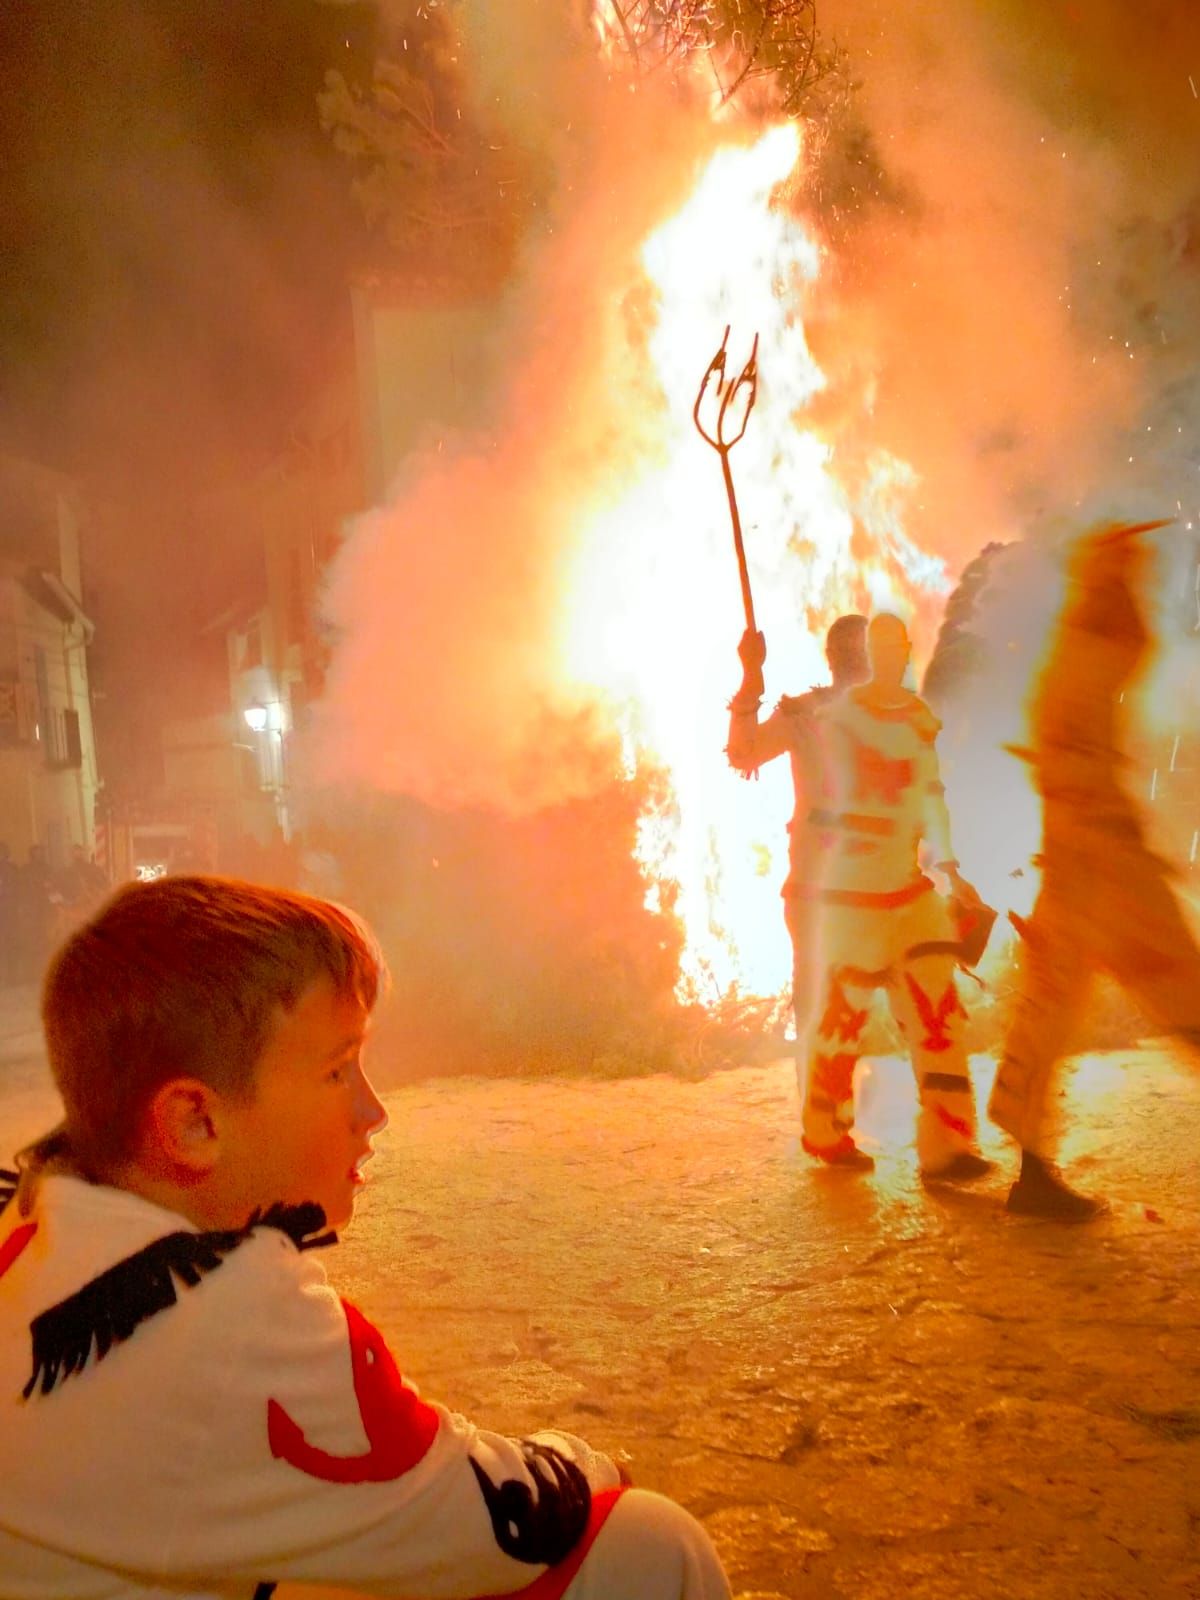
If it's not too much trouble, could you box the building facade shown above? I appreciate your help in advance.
[0,456,100,869]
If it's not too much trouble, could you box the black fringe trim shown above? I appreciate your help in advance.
[23,1201,333,1399]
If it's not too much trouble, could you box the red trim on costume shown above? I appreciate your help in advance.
[801,1133,863,1162]
[809,809,897,836]
[267,1299,439,1484]
[478,1486,626,1600]
[934,1103,973,1140]
[851,693,940,742]
[903,972,966,1053]
[821,876,932,909]
[0,1222,36,1280]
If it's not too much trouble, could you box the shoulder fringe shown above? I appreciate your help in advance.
[22,1200,333,1400]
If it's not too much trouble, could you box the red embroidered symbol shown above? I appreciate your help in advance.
[814,1052,857,1104]
[819,980,868,1044]
[0,1223,36,1281]
[853,742,912,806]
[904,973,966,1053]
[268,1299,439,1484]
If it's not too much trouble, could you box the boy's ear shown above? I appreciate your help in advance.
[143,1080,222,1176]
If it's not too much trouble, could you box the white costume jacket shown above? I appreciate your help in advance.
[0,1175,623,1600]
[804,686,953,908]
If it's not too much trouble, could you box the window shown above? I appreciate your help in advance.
[62,708,82,768]
[33,645,49,745]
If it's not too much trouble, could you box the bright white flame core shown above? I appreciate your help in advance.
[559,123,949,1002]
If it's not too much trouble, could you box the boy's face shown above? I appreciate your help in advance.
[216,974,387,1231]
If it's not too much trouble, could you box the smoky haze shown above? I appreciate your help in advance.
[0,0,376,754]
[315,0,1200,817]
[5,2,1198,1076]
[300,1,1200,1079]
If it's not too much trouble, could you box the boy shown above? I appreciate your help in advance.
[0,876,730,1599]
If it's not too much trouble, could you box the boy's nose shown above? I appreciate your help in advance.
[356,1070,388,1137]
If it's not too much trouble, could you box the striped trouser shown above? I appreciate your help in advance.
[800,890,981,1170]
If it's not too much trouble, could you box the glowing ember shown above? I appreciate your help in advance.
[556,123,950,1003]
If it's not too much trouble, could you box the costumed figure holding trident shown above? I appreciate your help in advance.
[701,330,994,1179]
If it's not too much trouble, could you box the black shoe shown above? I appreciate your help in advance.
[922,1151,995,1185]
[826,1145,876,1171]
[1006,1155,1107,1221]
[803,1134,875,1170]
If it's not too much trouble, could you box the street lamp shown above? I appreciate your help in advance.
[243,703,268,733]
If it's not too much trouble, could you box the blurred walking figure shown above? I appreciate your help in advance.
[990,519,1200,1219]
[798,614,993,1178]
[727,614,870,1044]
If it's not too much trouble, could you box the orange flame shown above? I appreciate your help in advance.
[553,123,959,1002]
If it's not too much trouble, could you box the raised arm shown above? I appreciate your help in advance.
[726,629,792,773]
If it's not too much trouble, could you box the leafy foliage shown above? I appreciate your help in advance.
[317,10,540,289]
[591,0,842,114]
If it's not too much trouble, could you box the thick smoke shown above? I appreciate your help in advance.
[309,35,728,810]
[315,1,1200,813]
[304,2,1200,1070]
[808,1,1200,554]
[2,1,376,775]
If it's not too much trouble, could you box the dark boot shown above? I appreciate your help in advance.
[922,1150,995,1185]
[802,1134,875,1171]
[1006,1151,1107,1220]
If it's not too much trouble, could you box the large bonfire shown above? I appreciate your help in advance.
[312,16,1081,1076]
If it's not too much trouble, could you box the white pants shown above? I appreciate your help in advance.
[271,1490,731,1600]
[562,1491,731,1600]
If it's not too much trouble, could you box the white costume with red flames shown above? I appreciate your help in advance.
[0,1175,729,1600]
[799,687,984,1169]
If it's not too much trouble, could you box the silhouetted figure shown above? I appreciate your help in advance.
[56,845,109,914]
[727,615,870,1044]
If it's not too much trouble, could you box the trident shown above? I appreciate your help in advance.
[693,325,760,632]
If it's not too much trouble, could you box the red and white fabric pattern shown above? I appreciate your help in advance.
[798,689,981,1170]
[0,1177,728,1600]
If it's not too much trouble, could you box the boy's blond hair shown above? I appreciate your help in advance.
[37,874,385,1178]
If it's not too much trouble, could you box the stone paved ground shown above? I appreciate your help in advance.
[3,991,1198,1598]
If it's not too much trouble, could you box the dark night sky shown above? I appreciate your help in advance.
[0,0,384,754]
[0,0,376,497]
[3,0,1199,769]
